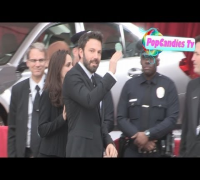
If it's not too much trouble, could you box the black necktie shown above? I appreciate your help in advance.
[91,75,102,120]
[140,81,152,131]
[91,75,97,87]
[33,85,40,111]
[30,85,41,156]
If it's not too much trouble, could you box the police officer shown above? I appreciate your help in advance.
[70,30,89,66]
[117,40,179,157]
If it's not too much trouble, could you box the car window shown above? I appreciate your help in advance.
[84,23,122,60]
[123,25,140,57]
[0,23,37,65]
[36,23,76,51]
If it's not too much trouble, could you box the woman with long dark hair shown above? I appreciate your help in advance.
[38,50,72,157]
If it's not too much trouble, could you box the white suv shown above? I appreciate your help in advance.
[0,23,190,128]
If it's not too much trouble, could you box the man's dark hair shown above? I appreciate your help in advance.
[195,35,200,44]
[78,31,103,50]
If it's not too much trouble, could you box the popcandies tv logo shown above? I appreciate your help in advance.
[140,28,195,56]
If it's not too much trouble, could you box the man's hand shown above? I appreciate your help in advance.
[131,132,148,148]
[63,105,67,121]
[142,140,157,152]
[104,143,118,158]
[109,51,123,74]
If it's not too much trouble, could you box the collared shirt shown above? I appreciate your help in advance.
[117,72,179,140]
[26,74,46,148]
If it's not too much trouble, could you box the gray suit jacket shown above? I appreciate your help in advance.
[63,63,116,157]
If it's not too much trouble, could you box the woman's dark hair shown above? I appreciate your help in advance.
[44,49,69,107]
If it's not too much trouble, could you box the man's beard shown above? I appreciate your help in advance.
[83,53,99,73]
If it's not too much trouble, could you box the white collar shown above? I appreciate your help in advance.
[29,74,46,92]
[78,62,94,79]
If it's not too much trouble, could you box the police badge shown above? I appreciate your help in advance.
[156,87,165,98]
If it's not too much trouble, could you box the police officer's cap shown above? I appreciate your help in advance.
[136,39,156,58]
[70,30,89,48]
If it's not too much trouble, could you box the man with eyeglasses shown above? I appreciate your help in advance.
[7,42,47,157]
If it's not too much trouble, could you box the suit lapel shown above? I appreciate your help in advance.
[191,85,200,133]
[75,64,102,123]
[94,73,104,122]
[75,63,93,90]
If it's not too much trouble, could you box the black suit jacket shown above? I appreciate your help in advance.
[38,90,68,157]
[94,73,114,133]
[63,63,116,157]
[180,77,200,157]
[7,78,41,157]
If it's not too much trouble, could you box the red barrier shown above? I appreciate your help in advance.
[0,126,8,157]
[173,138,180,157]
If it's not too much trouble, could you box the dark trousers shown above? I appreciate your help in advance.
[25,148,34,158]
[124,146,161,157]
[123,142,162,157]
[38,153,60,158]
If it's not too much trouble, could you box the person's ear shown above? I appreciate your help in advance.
[73,47,79,56]
[45,59,49,68]
[79,48,83,59]
[26,60,30,68]
[156,58,160,66]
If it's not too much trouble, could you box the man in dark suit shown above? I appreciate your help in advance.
[7,42,47,157]
[63,31,122,157]
[70,31,114,133]
[180,35,200,157]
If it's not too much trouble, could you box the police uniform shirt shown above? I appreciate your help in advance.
[117,72,179,141]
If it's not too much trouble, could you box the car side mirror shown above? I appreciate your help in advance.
[16,62,28,73]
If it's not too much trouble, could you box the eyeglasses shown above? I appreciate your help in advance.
[141,56,156,64]
[28,59,46,63]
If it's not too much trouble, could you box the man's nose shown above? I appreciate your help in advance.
[35,60,41,66]
[94,52,100,59]
[144,59,150,64]
[191,54,195,62]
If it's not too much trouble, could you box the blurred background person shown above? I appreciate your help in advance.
[7,42,47,157]
[38,50,72,157]
[46,41,70,68]
[70,31,89,66]
[70,31,114,133]
[180,35,200,157]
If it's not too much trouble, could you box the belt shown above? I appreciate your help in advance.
[138,147,159,154]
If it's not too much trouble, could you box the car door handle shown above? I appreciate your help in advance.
[128,68,141,77]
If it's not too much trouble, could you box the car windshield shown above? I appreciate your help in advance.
[0,23,37,65]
